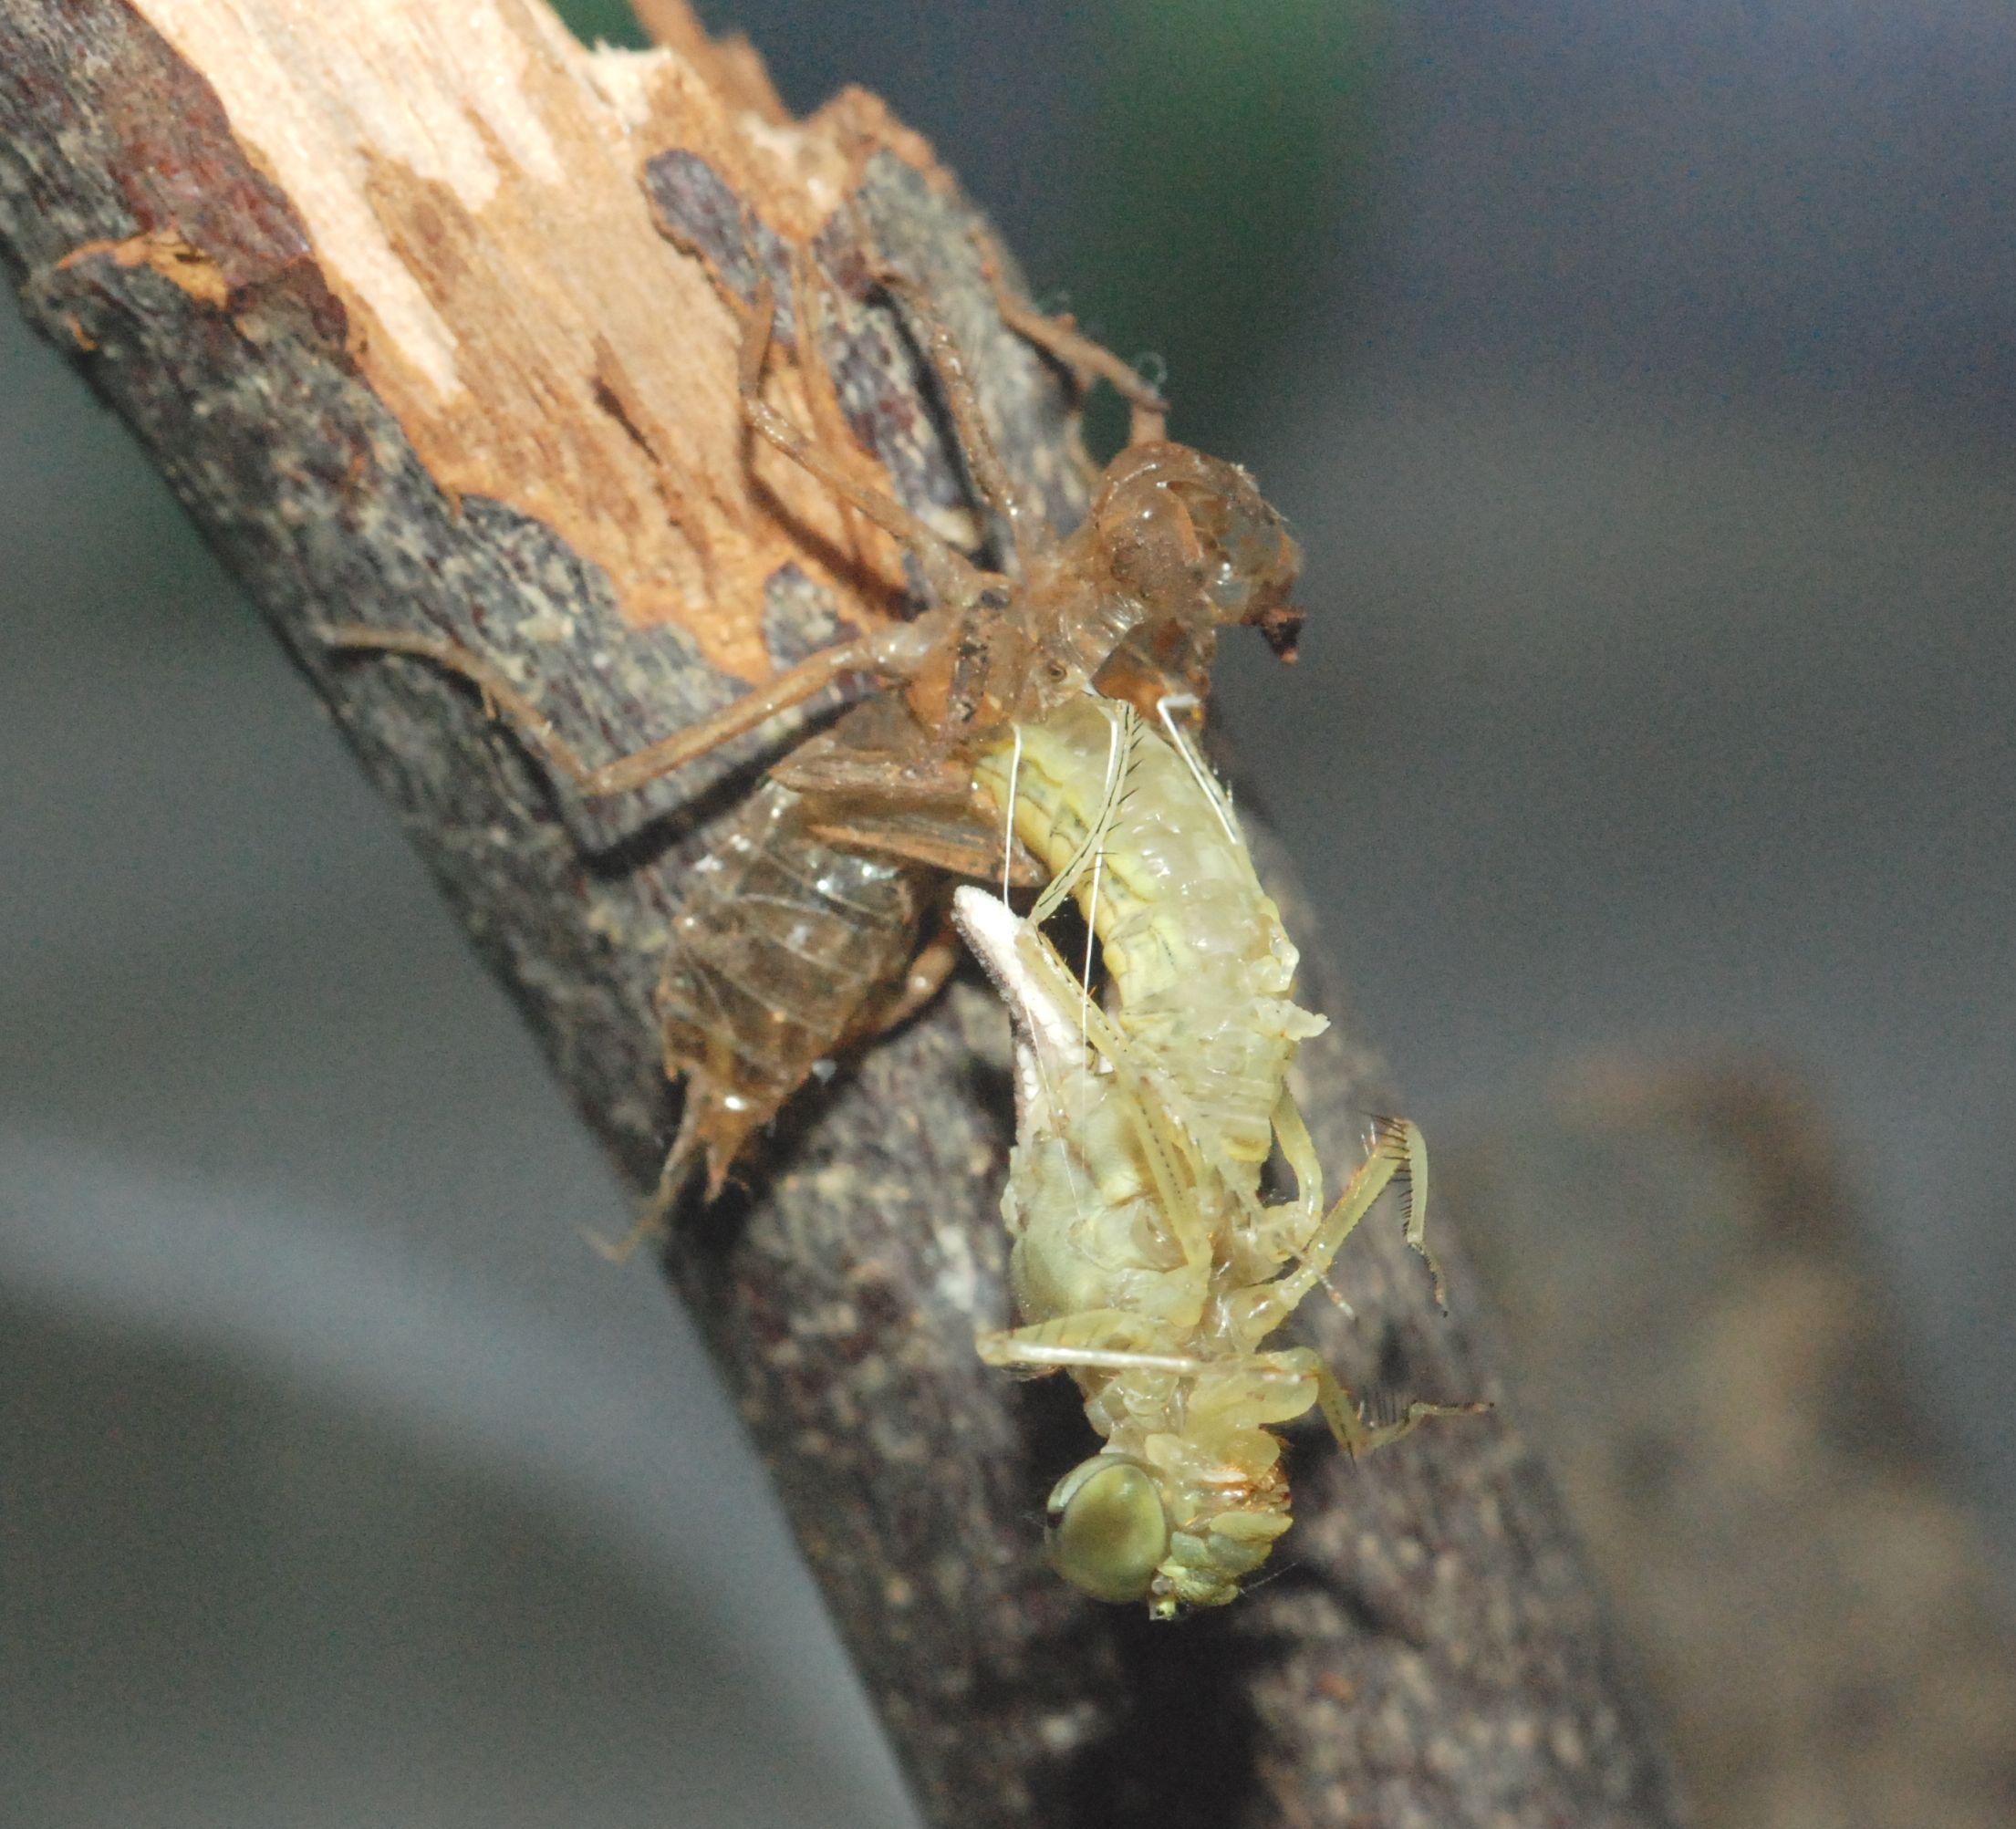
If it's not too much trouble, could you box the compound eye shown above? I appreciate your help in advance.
[1044,1457,1169,1604]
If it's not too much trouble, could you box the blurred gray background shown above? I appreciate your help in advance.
[4,2,2011,1823]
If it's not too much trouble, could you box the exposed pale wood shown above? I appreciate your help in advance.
[0,3,1687,1824]
[131,0,943,674]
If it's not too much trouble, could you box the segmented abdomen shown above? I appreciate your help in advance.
[973,695,1323,1179]
[658,778,925,1187]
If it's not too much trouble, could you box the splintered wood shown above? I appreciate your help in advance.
[129,0,939,675]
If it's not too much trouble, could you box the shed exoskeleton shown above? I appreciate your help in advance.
[321,224,1304,1219]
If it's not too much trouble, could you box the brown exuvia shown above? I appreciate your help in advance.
[323,222,1304,1227]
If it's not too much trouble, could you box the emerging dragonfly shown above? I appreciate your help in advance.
[956,696,1481,1616]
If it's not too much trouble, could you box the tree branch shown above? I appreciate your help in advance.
[0,2,1685,1823]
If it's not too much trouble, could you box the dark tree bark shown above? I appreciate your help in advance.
[0,3,1687,1824]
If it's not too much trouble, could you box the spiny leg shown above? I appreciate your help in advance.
[788,243,886,577]
[1153,692,1241,847]
[971,225,1169,448]
[806,805,1045,889]
[1315,1116,1444,1309]
[1264,1346,1489,1459]
[1027,700,1140,925]
[1221,1095,1365,1316]
[769,713,1046,885]
[317,617,934,799]
[326,251,993,796]
[869,261,1042,569]
[1234,1117,1439,1340]
[739,273,986,610]
[1233,1090,1346,1303]
[1267,1088,1326,1240]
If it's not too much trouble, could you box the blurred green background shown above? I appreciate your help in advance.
[572,0,1388,450]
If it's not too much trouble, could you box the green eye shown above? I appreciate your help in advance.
[1044,1457,1169,1603]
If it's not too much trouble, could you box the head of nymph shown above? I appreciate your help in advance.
[1043,1447,1293,1621]
[1062,441,1307,712]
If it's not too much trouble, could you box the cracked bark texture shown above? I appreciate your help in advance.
[0,2,1687,1824]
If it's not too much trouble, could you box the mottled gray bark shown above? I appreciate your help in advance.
[0,3,1685,1824]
